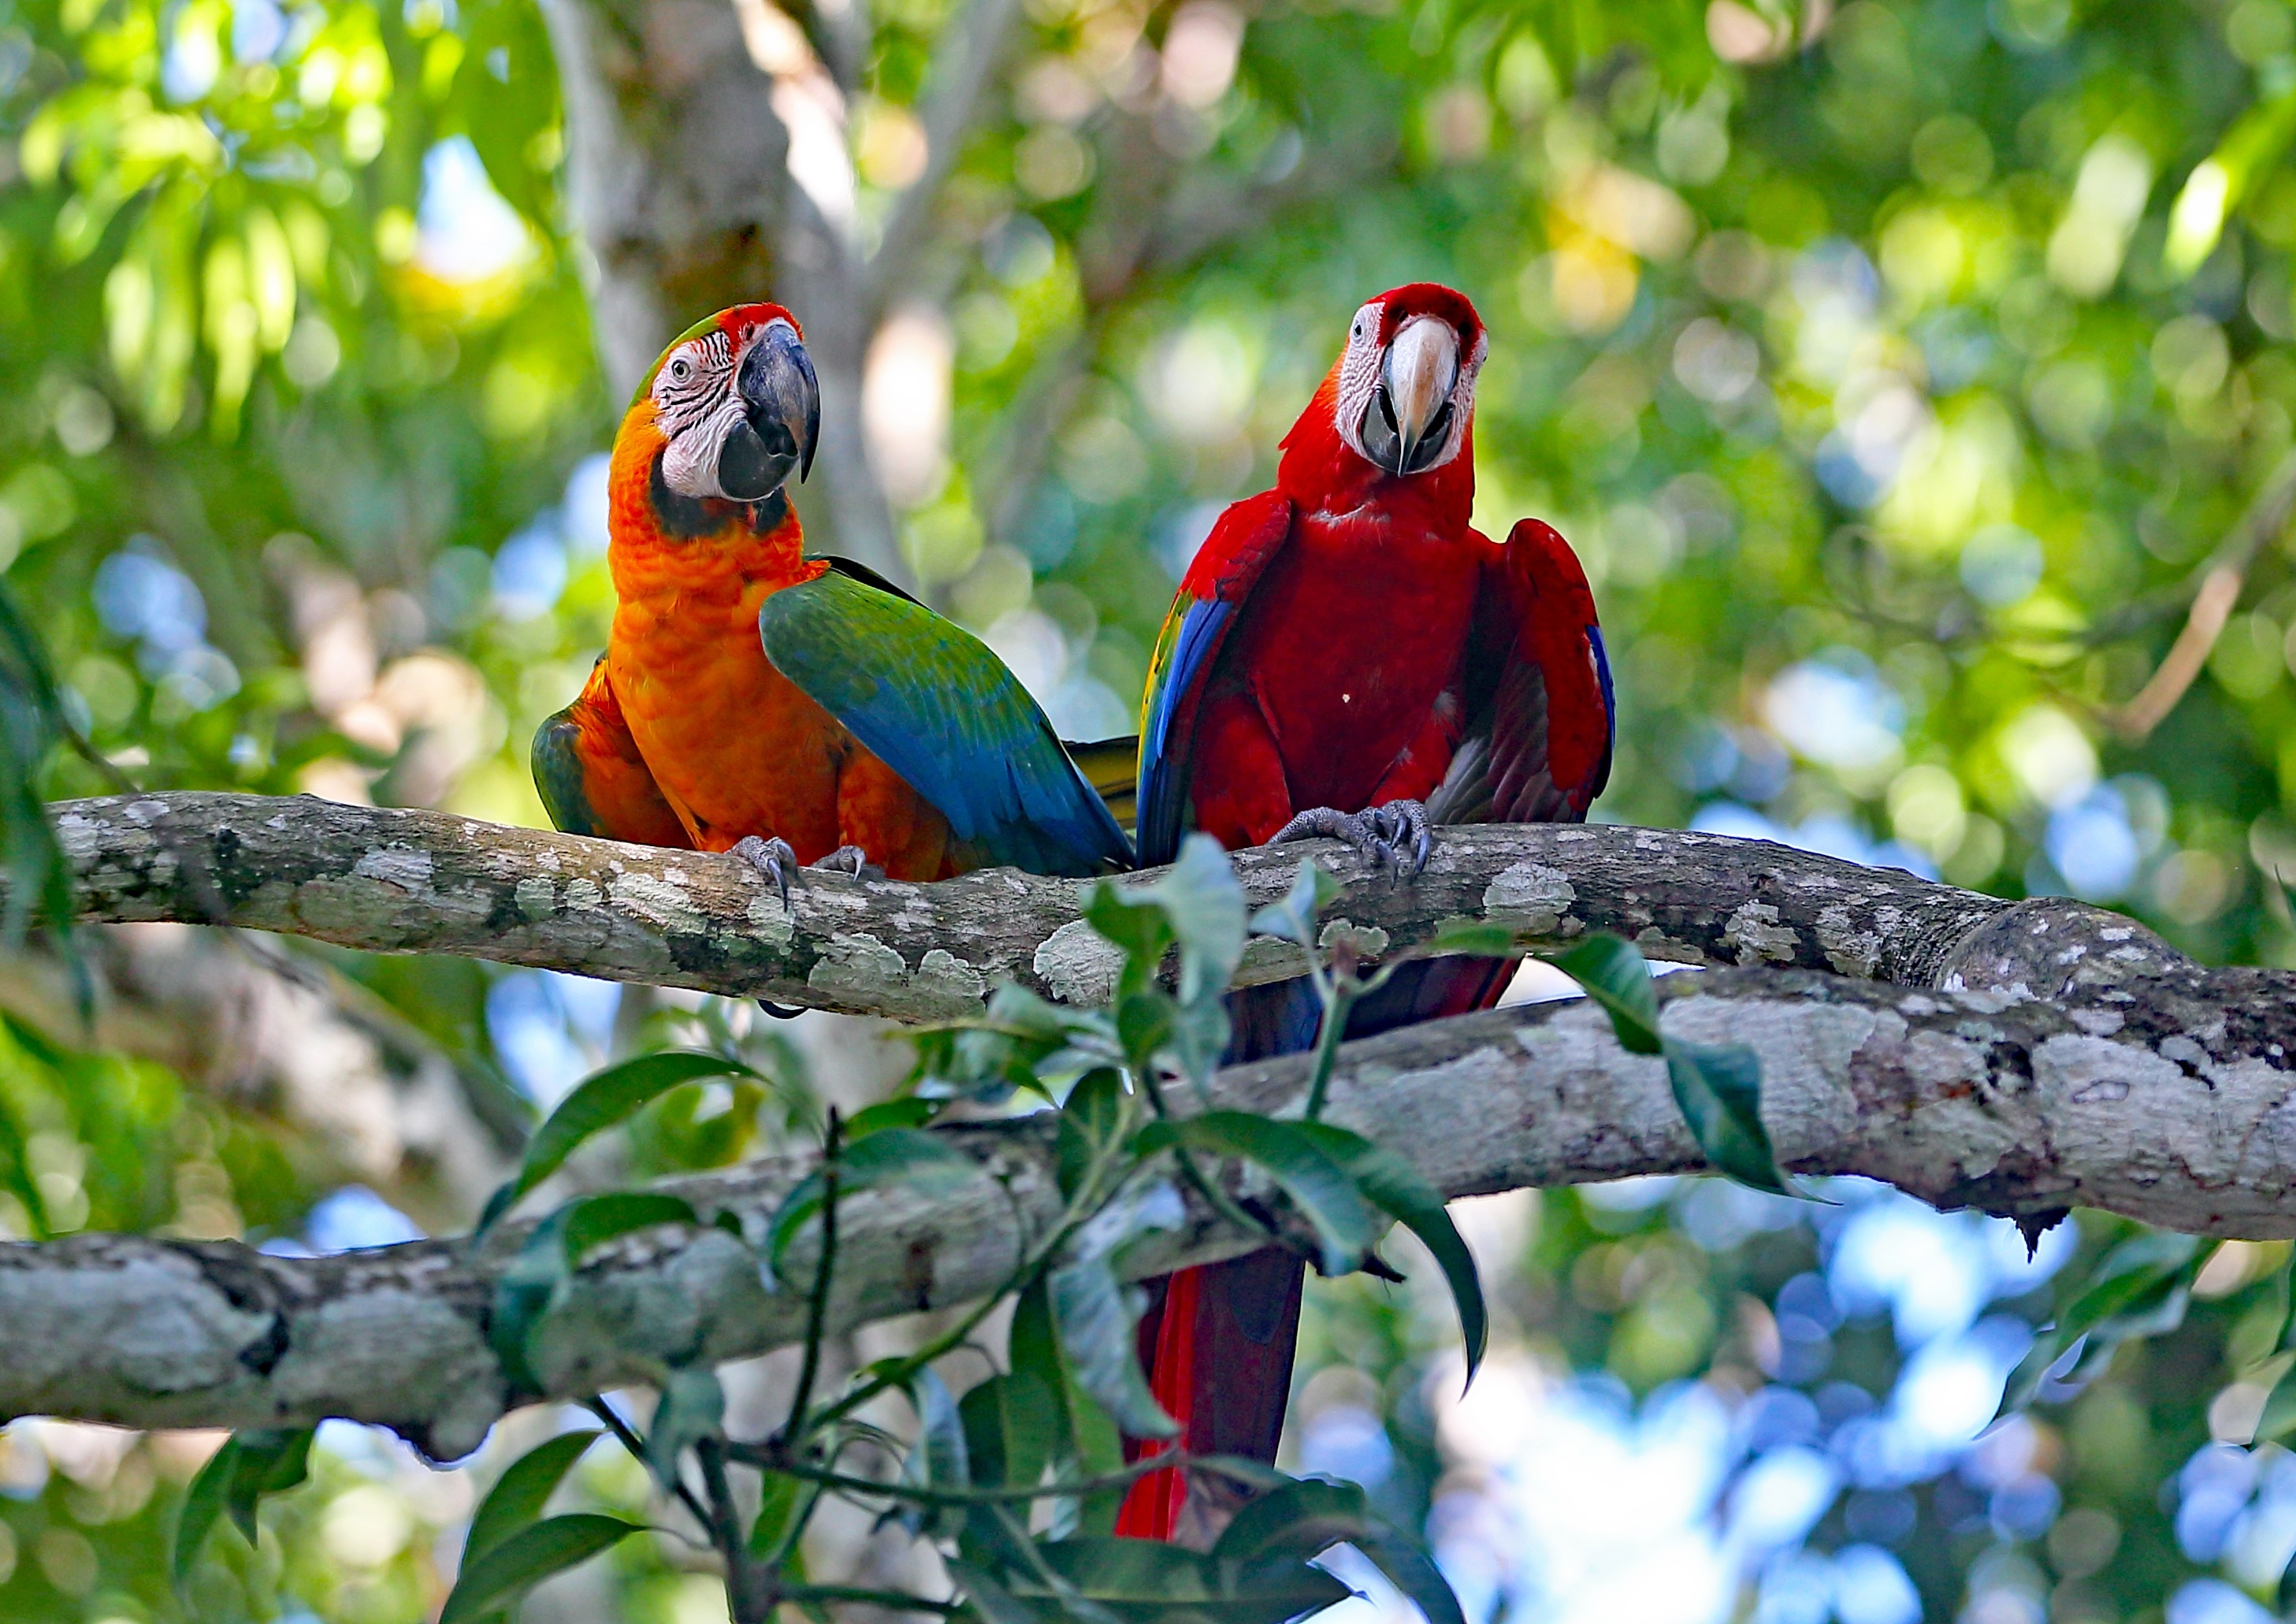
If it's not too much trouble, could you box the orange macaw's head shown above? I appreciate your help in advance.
[616,303,821,517]
[1277,283,1488,512]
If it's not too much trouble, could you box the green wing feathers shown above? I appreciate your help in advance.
[757,563,1134,876]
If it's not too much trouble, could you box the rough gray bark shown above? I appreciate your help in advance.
[6,949,2291,1452]
[0,925,515,1230]
[44,791,2090,1016]
[2,789,2291,1446]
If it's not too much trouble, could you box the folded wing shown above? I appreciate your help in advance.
[757,559,1134,878]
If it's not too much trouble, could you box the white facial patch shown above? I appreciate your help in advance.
[652,326,747,499]
[1332,299,1488,475]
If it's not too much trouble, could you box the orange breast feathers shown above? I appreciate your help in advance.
[600,402,957,881]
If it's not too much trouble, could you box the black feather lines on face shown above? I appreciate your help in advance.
[645,327,789,539]
[652,329,734,438]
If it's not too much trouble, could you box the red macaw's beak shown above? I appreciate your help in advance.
[717,319,821,501]
[1360,315,1460,478]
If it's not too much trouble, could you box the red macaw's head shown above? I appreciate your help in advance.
[1280,284,1488,503]
[625,303,820,506]
[1332,284,1488,477]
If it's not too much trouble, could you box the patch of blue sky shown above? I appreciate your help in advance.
[1691,801,1936,879]
[304,1184,425,1252]
[492,519,569,620]
[415,137,533,284]
[1762,652,1904,774]
[488,968,622,1105]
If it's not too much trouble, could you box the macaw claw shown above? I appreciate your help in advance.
[730,834,801,912]
[1269,798,1432,880]
[812,845,886,882]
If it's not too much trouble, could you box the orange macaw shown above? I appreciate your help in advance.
[533,304,1131,889]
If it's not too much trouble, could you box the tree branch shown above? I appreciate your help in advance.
[864,0,1026,316]
[6,936,2292,1449]
[43,791,2091,1020]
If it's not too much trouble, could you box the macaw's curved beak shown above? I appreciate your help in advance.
[717,320,820,501]
[1360,316,1460,478]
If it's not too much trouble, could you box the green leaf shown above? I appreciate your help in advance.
[481,1050,756,1230]
[1550,934,1662,1053]
[1087,834,1247,1006]
[1050,1182,1187,1440]
[1011,1274,1132,1536]
[2256,1359,2296,1445]
[846,1097,938,1137]
[1553,935,1787,1194]
[747,1468,809,1566]
[646,1366,726,1493]
[1113,992,1179,1081]
[1057,1068,1128,1202]
[767,1127,976,1267]
[1358,1530,1469,1624]
[440,1514,645,1624]
[917,1366,973,1489]
[1665,1041,1789,1195]
[559,1192,700,1266]
[225,1427,314,1544]
[2007,1232,2205,1410]
[1137,1112,1380,1277]
[1288,1122,1487,1384]
[949,1556,1059,1624]
[960,1371,1061,1492]
[1212,1477,1369,1563]
[1247,859,1343,949]
[1206,1476,1469,1624]
[1016,1537,1350,1623]
[487,1204,582,1388]
[1082,883,1176,1002]
[171,1436,241,1592]
[2062,1232,2205,1343]
[464,1431,600,1570]
[1421,920,1518,958]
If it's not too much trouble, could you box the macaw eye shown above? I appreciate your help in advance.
[668,356,693,384]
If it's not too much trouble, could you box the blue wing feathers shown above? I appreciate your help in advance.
[1134,492,1293,868]
[1135,596,1232,868]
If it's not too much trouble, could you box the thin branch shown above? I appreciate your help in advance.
[779,1107,842,1446]
[865,0,1027,314]
[587,1396,716,1534]
[698,1438,773,1624]
[2103,448,2296,739]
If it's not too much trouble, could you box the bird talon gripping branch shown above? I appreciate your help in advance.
[812,844,884,882]
[730,834,801,911]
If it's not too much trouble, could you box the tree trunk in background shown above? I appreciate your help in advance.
[533,0,908,582]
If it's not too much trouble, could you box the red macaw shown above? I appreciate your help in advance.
[1118,283,1614,1543]
[533,303,1131,888]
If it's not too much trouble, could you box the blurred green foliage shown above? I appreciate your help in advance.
[5,0,2296,1616]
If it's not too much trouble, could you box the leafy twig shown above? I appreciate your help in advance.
[722,1445,1261,1506]
[697,1438,772,1624]
[584,1396,714,1533]
[779,1106,843,1446]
